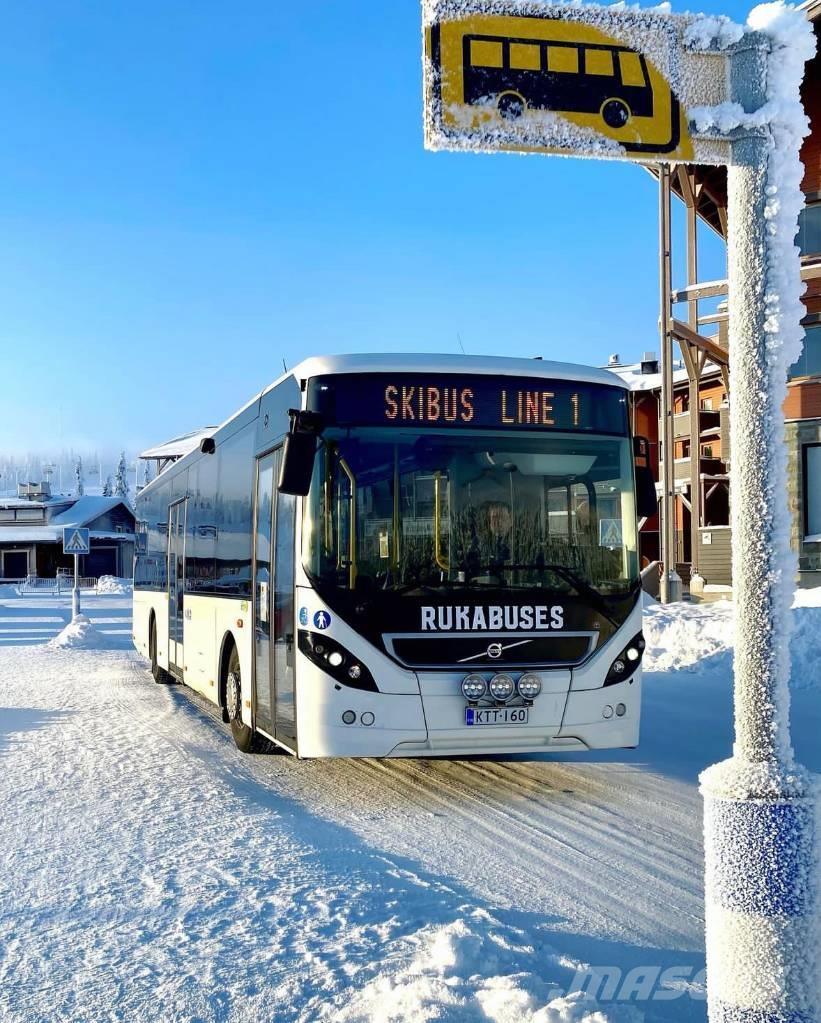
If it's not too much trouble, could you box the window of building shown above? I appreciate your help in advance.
[788,322,821,379]
[803,443,821,540]
[796,201,821,258]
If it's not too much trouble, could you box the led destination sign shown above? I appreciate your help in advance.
[307,374,627,434]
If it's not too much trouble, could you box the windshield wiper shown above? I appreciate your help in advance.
[538,563,612,612]
[464,562,615,617]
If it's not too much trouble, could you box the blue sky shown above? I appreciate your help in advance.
[0,0,752,456]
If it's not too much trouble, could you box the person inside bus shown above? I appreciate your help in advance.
[462,500,512,584]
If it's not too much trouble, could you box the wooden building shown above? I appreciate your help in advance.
[620,1,821,589]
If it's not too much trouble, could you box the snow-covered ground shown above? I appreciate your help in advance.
[1,587,819,1023]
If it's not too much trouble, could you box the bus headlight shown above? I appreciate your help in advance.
[605,632,646,686]
[489,673,515,703]
[461,674,487,702]
[298,630,377,692]
[517,674,542,700]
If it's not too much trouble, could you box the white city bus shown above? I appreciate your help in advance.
[133,354,656,758]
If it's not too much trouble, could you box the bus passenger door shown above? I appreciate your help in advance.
[167,498,187,676]
[273,467,296,747]
[253,453,276,735]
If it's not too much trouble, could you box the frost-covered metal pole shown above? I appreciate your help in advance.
[701,25,817,1023]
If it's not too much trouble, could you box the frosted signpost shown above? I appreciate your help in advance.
[63,526,90,620]
[423,1,818,1019]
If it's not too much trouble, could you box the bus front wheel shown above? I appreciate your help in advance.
[224,645,269,754]
[601,99,630,129]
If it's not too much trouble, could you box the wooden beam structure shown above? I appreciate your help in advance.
[670,319,730,366]
[671,279,729,303]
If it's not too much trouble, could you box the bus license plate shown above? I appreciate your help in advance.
[465,706,529,726]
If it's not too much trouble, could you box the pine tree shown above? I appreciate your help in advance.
[74,457,85,497]
[114,452,129,499]
[102,475,113,497]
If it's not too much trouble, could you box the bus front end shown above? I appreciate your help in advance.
[293,366,645,758]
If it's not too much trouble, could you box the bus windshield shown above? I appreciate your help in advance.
[303,428,639,598]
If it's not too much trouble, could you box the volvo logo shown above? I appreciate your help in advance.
[458,638,533,664]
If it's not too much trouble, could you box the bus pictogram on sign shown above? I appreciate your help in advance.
[424,7,703,162]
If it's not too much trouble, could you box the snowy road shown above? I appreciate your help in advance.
[1,590,819,1022]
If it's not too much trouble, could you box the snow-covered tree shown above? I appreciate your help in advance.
[74,457,85,497]
[102,475,113,498]
[114,452,129,499]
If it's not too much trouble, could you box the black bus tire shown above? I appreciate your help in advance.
[150,617,171,684]
[225,645,272,754]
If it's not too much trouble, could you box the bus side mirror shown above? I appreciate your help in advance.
[633,435,657,519]
[277,409,324,497]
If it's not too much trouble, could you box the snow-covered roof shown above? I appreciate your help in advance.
[0,529,133,544]
[140,428,217,462]
[0,496,134,545]
[608,359,722,393]
[0,497,73,510]
[50,497,133,529]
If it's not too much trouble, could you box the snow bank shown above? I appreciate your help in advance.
[95,575,131,595]
[334,915,641,1023]
[643,594,821,691]
[47,615,105,650]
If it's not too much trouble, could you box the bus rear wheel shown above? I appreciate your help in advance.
[150,618,171,684]
[224,645,269,754]
[497,92,525,120]
[601,99,630,129]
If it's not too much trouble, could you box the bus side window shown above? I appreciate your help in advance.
[470,39,503,68]
[584,49,614,76]
[509,42,541,71]
[546,45,578,74]
[619,50,646,87]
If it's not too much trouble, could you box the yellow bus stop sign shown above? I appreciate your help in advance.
[424,1,732,165]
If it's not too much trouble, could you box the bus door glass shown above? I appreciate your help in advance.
[273,460,297,745]
[253,452,275,733]
[167,498,187,673]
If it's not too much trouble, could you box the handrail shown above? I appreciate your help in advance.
[433,472,449,573]
[339,458,357,589]
[391,446,400,572]
[323,450,334,553]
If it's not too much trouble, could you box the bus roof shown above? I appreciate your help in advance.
[137,353,627,501]
[271,353,629,394]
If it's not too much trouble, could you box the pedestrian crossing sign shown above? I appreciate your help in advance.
[63,527,90,555]
[599,519,623,548]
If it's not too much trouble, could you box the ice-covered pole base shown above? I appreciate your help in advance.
[701,762,817,1022]
[700,11,819,1022]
